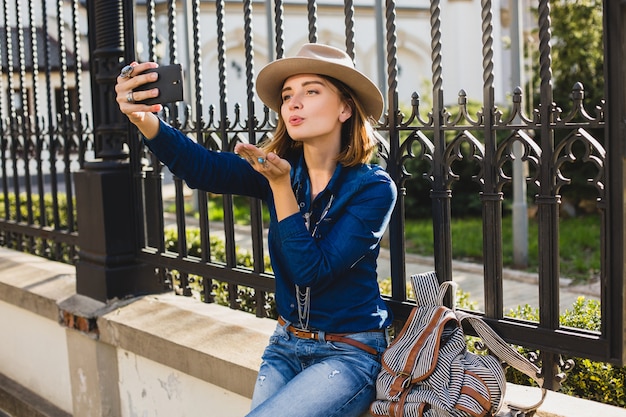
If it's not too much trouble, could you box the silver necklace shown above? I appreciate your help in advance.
[296,195,334,330]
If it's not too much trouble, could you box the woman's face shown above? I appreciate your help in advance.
[280,74,352,144]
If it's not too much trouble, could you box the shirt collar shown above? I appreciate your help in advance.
[292,153,345,201]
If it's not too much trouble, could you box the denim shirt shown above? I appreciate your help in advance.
[146,120,397,333]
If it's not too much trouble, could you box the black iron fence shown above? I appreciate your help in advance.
[0,0,88,260]
[1,0,624,392]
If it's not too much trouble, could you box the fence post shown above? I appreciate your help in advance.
[604,0,626,364]
[74,0,161,302]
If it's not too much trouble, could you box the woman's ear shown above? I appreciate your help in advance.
[339,100,354,123]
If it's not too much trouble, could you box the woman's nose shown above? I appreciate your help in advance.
[288,94,302,109]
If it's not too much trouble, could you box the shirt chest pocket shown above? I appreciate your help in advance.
[306,194,336,239]
[310,217,335,240]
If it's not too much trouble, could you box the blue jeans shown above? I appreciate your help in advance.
[246,319,388,417]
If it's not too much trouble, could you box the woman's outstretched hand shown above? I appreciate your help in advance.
[115,62,162,138]
[234,143,292,182]
[235,143,298,221]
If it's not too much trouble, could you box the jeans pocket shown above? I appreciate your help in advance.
[269,323,290,344]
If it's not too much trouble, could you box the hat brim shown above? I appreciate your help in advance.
[256,57,384,121]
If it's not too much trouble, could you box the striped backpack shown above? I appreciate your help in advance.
[371,271,545,417]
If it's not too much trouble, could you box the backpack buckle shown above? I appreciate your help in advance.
[398,371,412,389]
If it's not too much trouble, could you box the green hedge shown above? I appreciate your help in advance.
[506,298,625,407]
[0,193,76,229]
[0,193,76,263]
[163,227,277,318]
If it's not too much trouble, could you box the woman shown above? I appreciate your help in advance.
[116,43,397,417]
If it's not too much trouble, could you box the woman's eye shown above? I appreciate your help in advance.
[282,94,292,101]
[306,89,318,95]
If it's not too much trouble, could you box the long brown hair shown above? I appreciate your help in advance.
[260,75,379,167]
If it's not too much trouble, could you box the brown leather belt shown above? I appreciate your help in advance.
[277,316,379,355]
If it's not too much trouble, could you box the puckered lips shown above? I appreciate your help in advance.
[288,115,305,126]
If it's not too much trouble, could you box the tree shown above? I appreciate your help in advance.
[528,0,604,212]
[530,0,604,115]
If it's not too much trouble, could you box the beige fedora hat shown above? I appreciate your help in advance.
[256,43,384,120]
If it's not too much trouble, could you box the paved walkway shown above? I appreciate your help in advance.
[378,250,600,313]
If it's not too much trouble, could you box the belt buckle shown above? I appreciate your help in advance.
[304,329,317,339]
[292,326,317,340]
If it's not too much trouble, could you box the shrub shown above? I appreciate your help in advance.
[0,192,76,229]
[507,297,625,408]
[163,226,276,318]
[0,193,76,263]
[378,276,478,311]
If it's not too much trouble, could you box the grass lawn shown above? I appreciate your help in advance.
[403,215,601,283]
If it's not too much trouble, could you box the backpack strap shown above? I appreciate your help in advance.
[382,305,457,397]
[456,310,547,414]
[414,271,547,414]
[410,270,440,307]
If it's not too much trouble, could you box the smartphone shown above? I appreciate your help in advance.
[134,64,184,105]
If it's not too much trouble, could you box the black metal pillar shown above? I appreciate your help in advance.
[74,0,161,301]
[604,0,626,365]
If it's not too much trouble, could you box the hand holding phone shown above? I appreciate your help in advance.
[134,64,184,105]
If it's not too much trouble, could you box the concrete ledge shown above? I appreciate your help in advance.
[0,372,71,417]
[0,248,75,322]
[505,384,626,417]
[97,293,276,399]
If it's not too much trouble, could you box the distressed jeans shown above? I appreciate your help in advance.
[246,319,388,417]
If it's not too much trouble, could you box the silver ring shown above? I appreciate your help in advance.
[257,157,266,165]
[120,65,134,79]
[126,91,134,103]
